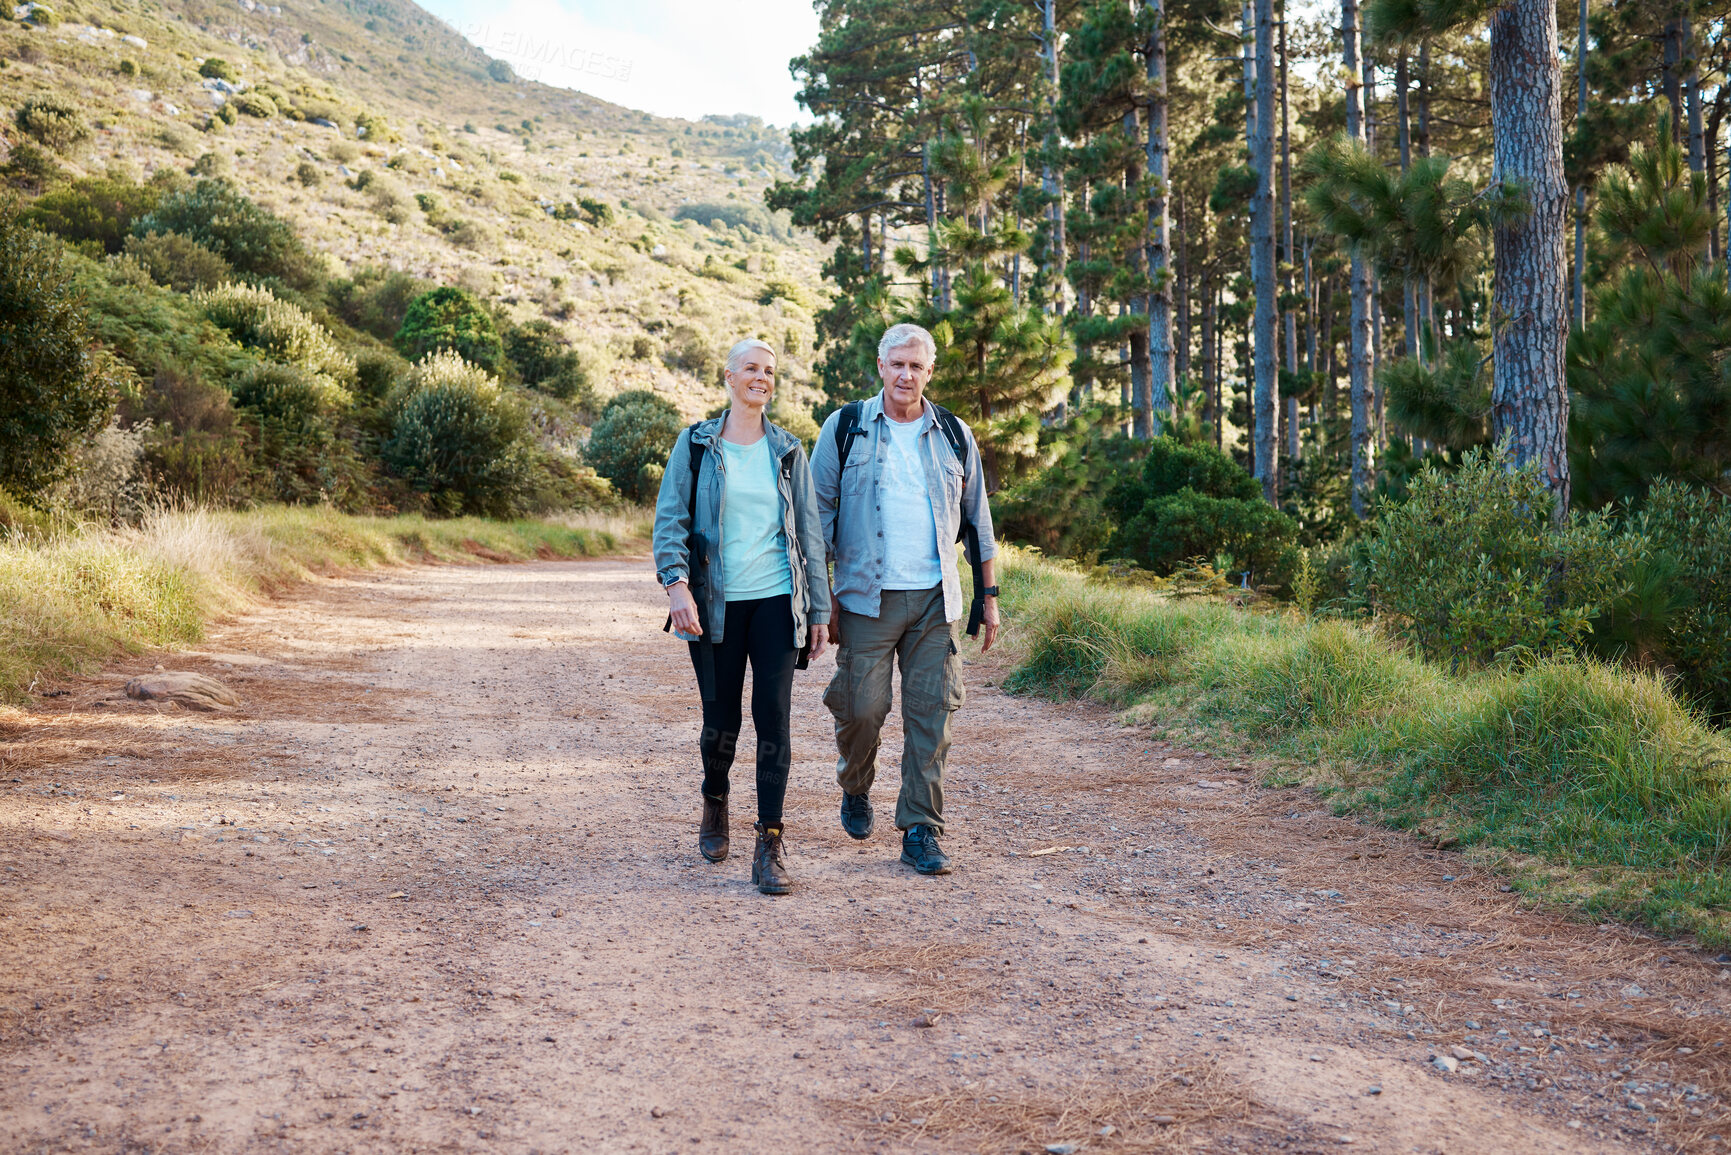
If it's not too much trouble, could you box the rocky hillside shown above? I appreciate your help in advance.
[0,0,829,419]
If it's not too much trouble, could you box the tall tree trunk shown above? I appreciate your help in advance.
[1663,17,1683,143]
[1396,51,1412,170]
[1708,96,1723,264]
[1343,0,1375,517]
[1041,0,1067,315]
[1146,0,1175,436]
[1489,0,1572,512]
[1280,2,1298,462]
[1571,0,1588,328]
[1201,256,1218,441]
[1687,19,1705,174]
[923,140,941,304]
[1416,41,1431,158]
[862,211,873,274]
[1176,187,1191,382]
[1125,109,1152,440]
[1251,0,1277,499]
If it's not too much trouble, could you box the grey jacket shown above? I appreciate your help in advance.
[810,391,998,623]
[652,415,830,645]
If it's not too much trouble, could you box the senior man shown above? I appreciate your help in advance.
[810,322,1000,876]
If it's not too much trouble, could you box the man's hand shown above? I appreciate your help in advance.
[826,593,843,646]
[979,596,1001,653]
[667,581,701,636]
[807,624,828,663]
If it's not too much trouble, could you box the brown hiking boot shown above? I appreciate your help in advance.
[751,822,793,895]
[698,794,729,862]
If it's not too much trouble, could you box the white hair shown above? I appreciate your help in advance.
[725,337,776,374]
[877,322,936,366]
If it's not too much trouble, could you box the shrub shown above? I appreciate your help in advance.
[1360,448,1636,667]
[195,282,357,386]
[133,179,321,288]
[997,416,1146,561]
[198,57,236,80]
[0,208,120,497]
[1,141,65,192]
[672,200,789,240]
[15,96,89,153]
[122,232,232,291]
[504,319,591,403]
[1107,437,1298,583]
[229,361,347,421]
[486,58,513,83]
[395,286,503,371]
[23,175,162,254]
[662,323,721,382]
[293,161,322,187]
[585,389,683,502]
[327,266,432,342]
[383,352,535,516]
[1627,482,1731,720]
[232,92,276,118]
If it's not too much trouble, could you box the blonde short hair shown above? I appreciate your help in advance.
[725,337,776,374]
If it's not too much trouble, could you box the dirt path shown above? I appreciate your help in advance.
[2,557,1727,1154]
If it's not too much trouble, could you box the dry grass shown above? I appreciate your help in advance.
[809,941,999,1015]
[845,1059,1259,1153]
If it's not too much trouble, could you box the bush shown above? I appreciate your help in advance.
[395,286,503,371]
[327,267,431,342]
[229,361,347,421]
[133,179,322,289]
[229,362,364,506]
[15,96,89,153]
[996,414,1146,561]
[1107,437,1298,583]
[198,57,236,80]
[122,231,233,291]
[662,323,721,383]
[504,319,591,403]
[383,351,535,517]
[232,92,277,119]
[1627,482,1731,720]
[195,282,357,386]
[1360,448,1636,668]
[585,389,683,502]
[0,208,119,497]
[23,175,163,254]
[1,141,65,193]
[293,161,322,188]
[487,58,514,83]
[672,200,790,240]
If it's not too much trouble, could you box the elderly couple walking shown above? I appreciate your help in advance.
[651,323,1001,895]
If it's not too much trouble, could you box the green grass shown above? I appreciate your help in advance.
[0,505,648,701]
[998,548,1731,945]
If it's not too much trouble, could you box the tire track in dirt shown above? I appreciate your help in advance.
[0,558,1724,1153]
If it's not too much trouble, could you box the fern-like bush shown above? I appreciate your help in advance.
[195,282,356,386]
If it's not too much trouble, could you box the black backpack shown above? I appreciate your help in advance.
[832,400,988,637]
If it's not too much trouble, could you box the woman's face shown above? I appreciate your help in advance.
[725,350,776,411]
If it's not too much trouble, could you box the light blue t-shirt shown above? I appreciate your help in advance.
[880,413,944,590]
[719,436,793,602]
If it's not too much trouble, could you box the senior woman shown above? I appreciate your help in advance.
[652,338,829,896]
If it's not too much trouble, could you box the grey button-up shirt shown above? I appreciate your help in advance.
[810,391,997,623]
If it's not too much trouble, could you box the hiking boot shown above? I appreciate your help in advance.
[900,824,951,875]
[752,822,794,895]
[840,791,875,840]
[698,793,729,863]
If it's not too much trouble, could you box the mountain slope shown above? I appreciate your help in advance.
[0,0,828,419]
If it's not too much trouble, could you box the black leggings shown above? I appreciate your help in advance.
[689,594,797,827]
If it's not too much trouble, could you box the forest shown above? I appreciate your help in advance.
[769,0,1731,723]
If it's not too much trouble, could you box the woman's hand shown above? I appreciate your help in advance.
[806,624,827,663]
[667,581,701,636]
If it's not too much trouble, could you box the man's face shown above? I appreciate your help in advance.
[877,343,933,410]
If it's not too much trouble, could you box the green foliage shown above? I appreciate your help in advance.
[0,208,119,497]
[195,282,356,387]
[23,175,162,255]
[672,200,789,240]
[228,362,364,507]
[1378,340,1490,451]
[122,231,233,291]
[134,180,322,289]
[395,286,503,371]
[383,352,536,517]
[232,92,277,118]
[486,58,514,83]
[14,96,89,153]
[1621,483,1731,721]
[327,266,432,342]
[1361,448,1636,667]
[1106,438,1298,583]
[585,389,683,502]
[1,141,65,193]
[198,57,236,80]
[996,410,1146,561]
[293,161,323,188]
[504,319,592,404]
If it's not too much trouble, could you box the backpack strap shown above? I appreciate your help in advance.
[928,404,989,639]
[834,400,866,471]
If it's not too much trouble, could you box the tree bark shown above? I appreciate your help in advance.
[1686,20,1705,174]
[1126,108,1153,440]
[1280,2,1298,462]
[1663,17,1682,143]
[1176,186,1191,382]
[1251,0,1278,500]
[1571,0,1587,329]
[1041,0,1067,315]
[1146,0,1175,436]
[1489,0,1571,512]
[1343,0,1375,517]
[1416,40,1431,158]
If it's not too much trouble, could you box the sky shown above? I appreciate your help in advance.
[415,0,822,128]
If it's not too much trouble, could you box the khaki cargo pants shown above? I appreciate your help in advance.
[823,585,965,833]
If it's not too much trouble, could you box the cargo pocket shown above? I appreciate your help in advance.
[942,636,966,712]
[822,647,852,724]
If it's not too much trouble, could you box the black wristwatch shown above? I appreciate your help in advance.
[979,586,1000,598]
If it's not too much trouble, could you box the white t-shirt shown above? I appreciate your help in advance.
[880,413,944,590]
